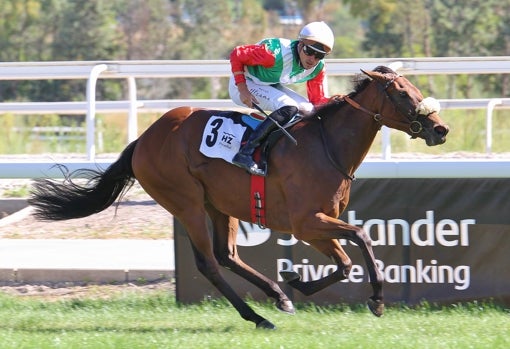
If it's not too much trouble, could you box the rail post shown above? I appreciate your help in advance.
[486,99,502,154]
[86,64,108,161]
[127,77,138,142]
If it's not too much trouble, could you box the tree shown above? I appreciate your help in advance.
[342,0,430,57]
[0,0,507,102]
[0,0,49,101]
[114,0,177,60]
[51,1,123,61]
[0,0,46,62]
[430,0,500,57]
[429,0,506,97]
[488,1,510,96]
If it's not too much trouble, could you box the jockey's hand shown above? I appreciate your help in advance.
[237,82,258,108]
[329,94,345,103]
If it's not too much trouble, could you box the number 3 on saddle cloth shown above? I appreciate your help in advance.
[199,111,276,176]
[199,111,288,228]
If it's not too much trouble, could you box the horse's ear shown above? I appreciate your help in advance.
[360,69,371,78]
[360,69,383,82]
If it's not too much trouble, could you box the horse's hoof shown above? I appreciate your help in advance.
[340,265,352,279]
[256,319,276,330]
[279,271,301,283]
[276,299,295,315]
[367,297,384,317]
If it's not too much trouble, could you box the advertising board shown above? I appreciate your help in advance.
[175,178,510,306]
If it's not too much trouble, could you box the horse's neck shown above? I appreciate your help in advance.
[324,101,380,175]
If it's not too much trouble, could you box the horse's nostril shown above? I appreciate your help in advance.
[435,125,449,137]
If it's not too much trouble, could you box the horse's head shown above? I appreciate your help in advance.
[361,66,449,146]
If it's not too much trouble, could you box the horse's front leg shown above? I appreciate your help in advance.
[207,206,295,315]
[285,212,384,317]
[280,238,353,295]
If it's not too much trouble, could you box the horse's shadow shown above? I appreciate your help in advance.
[117,200,156,207]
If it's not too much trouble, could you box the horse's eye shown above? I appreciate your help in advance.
[400,91,408,98]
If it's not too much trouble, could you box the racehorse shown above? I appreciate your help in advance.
[28,66,449,330]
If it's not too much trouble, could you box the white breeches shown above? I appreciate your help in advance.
[228,76,314,113]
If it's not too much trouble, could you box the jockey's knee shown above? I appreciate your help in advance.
[297,102,314,113]
[271,105,298,124]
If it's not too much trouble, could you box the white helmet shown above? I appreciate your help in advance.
[298,21,334,52]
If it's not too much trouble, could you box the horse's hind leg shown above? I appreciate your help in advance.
[143,180,275,328]
[182,213,276,329]
[207,206,294,314]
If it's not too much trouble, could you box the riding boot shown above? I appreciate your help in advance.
[232,106,298,176]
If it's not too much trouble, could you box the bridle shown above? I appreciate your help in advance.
[318,74,430,181]
[343,75,426,137]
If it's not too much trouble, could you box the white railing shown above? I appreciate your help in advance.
[0,58,509,178]
[2,98,510,158]
[2,158,510,179]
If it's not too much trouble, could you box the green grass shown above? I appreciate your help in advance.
[0,113,158,155]
[2,185,30,197]
[371,109,510,155]
[0,291,508,349]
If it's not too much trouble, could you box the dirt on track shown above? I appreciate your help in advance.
[0,279,175,301]
[0,180,173,240]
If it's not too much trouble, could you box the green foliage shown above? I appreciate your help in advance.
[0,113,139,154]
[0,0,45,62]
[51,1,123,61]
[2,185,30,198]
[1,0,509,102]
[342,0,510,98]
[431,0,501,57]
[0,1,508,155]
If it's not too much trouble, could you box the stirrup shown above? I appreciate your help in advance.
[245,164,266,177]
[232,154,266,176]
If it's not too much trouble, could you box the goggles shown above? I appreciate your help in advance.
[302,44,326,60]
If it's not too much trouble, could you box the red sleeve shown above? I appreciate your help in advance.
[229,44,275,84]
[306,69,330,106]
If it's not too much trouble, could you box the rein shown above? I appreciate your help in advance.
[318,115,355,181]
[343,96,383,124]
[314,73,433,182]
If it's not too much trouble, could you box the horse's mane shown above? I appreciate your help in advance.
[305,65,397,120]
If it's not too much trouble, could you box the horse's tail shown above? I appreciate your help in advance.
[28,140,138,221]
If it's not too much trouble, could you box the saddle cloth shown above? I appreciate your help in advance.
[199,111,264,163]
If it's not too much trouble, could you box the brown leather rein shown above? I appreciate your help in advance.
[316,93,388,181]
[317,76,427,181]
[343,96,384,124]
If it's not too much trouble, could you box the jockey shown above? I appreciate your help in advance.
[229,21,335,176]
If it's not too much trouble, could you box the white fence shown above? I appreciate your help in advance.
[3,97,509,158]
[1,58,510,178]
[2,158,510,179]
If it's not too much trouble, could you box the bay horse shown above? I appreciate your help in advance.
[28,66,448,329]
